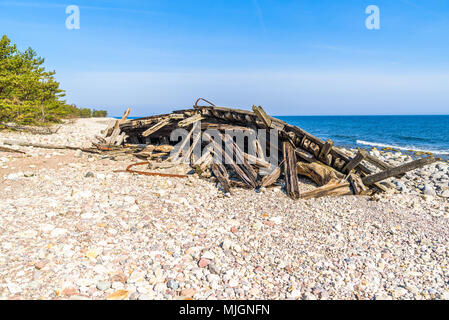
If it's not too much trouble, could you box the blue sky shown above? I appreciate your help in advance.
[1,0,448,116]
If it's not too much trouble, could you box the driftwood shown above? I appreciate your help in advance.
[342,150,366,174]
[297,161,344,186]
[348,173,369,195]
[0,146,26,154]
[3,139,100,154]
[260,165,282,188]
[108,108,131,145]
[142,118,170,137]
[211,163,231,193]
[362,156,438,186]
[283,141,300,199]
[92,102,440,200]
[301,181,353,200]
[1,123,61,135]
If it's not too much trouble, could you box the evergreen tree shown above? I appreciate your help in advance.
[0,35,80,125]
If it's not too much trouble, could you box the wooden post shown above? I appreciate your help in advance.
[283,141,300,199]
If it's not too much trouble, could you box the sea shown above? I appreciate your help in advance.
[122,115,449,159]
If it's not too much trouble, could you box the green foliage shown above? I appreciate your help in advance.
[0,35,86,125]
[78,108,92,118]
[92,109,108,117]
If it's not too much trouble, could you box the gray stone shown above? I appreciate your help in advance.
[74,150,83,158]
[423,184,436,196]
[85,172,94,178]
[167,280,179,290]
[96,281,110,291]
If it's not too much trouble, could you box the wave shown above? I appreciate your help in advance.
[356,140,449,155]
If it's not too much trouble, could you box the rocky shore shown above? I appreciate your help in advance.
[1,118,448,300]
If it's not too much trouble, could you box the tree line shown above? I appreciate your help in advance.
[0,35,107,126]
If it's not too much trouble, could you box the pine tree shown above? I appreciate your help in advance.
[0,35,79,125]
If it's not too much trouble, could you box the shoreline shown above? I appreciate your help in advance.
[1,118,449,300]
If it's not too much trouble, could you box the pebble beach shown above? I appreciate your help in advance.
[1,118,449,300]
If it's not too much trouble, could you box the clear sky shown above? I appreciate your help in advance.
[1,0,448,116]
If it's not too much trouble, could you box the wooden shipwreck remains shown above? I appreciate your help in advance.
[90,99,440,200]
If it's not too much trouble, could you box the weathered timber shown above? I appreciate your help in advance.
[3,139,100,154]
[260,165,282,188]
[301,182,353,200]
[297,161,344,187]
[211,163,231,193]
[319,139,334,163]
[252,105,272,128]
[283,141,300,199]
[223,134,258,186]
[348,173,369,195]
[142,118,170,137]
[357,148,405,179]
[178,114,204,128]
[0,146,26,154]
[1,123,61,135]
[108,108,131,144]
[296,150,314,163]
[342,150,367,174]
[362,156,438,186]
[243,153,272,169]
[203,132,256,188]
[167,125,195,163]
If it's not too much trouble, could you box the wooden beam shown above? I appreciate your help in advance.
[300,182,353,200]
[283,141,300,199]
[252,105,272,128]
[178,114,204,127]
[348,173,368,195]
[142,118,170,137]
[319,139,334,160]
[211,163,231,194]
[362,156,438,186]
[260,165,282,188]
[297,161,344,187]
[108,108,131,144]
[342,150,367,174]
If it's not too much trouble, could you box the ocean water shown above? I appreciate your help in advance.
[277,115,449,158]
[123,115,449,159]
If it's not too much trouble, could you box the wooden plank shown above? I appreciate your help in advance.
[260,165,282,188]
[283,141,300,199]
[357,148,405,179]
[178,114,204,127]
[142,118,170,137]
[252,105,272,128]
[181,122,202,163]
[0,146,26,154]
[167,125,195,163]
[211,163,231,194]
[300,182,353,200]
[362,156,438,186]
[342,150,367,174]
[203,132,256,188]
[108,108,131,144]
